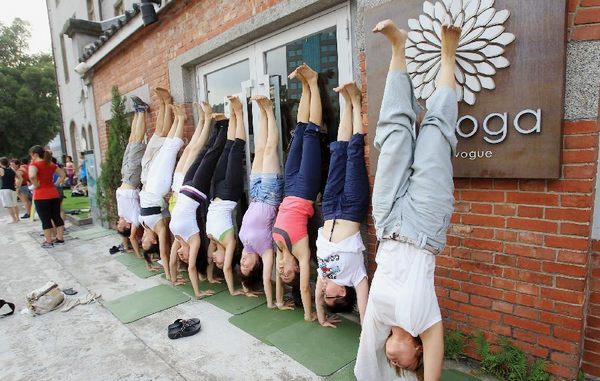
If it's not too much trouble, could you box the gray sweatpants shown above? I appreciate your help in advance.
[121,142,146,188]
[372,71,458,250]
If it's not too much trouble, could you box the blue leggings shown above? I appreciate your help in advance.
[284,122,322,200]
[322,133,369,223]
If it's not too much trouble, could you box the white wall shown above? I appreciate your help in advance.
[46,0,102,168]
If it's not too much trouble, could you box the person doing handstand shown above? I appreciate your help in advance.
[314,81,369,328]
[272,63,322,321]
[355,20,461,381]
[237,95,287,308]
[139,96,185,280]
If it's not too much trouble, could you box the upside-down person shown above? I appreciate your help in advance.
[272,63,322,321]
[205,96,249,297]
[237,95,288,308]
[169,102,228,299]
[354,20,462,381]
[314,81,369,328]
[139,97,185,280]
[115,96,158,270]
[168,101,228,298]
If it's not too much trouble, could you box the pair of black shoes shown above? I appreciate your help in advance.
[168,318,201,339]
[131,96,149,112]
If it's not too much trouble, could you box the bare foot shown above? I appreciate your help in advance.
[200,101,213,116]
[441,24,461,59]
[345,81,362,103]
[195,290,215,299]
[154,87,172,102]
[372,19,408,48]
[296,63,318,83]
[213,112,226,121]
[258,97,273,110]
[227,95,243,113]
[288,67,304,82]
[175,104,187,120]
[334,84,351,106]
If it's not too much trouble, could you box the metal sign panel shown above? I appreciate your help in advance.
[365,0,567,178]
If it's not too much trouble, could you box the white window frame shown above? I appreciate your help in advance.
[194,4,352,186]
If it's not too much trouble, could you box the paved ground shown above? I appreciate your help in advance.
[0,208,323,381]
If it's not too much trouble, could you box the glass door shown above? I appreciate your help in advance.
[196,5,352,196]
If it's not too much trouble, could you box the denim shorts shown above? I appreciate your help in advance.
[250,173,284,207]
[322,133,369,223]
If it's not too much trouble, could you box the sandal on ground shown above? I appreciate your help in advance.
[167,318,201,339]
[0,300,15,317]
[109,246,120,255]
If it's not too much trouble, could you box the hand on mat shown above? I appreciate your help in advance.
[320,314,341,328]
[172,278,187,286]
[194,290,215,299]
[207,276,223,284]
[231,289,246,296]
[244,291,263,298]
[305,312,318,322]
[271,300,294,311]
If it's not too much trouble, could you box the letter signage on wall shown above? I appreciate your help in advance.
[365,0,567,178]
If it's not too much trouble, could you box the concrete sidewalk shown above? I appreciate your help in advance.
[0,210,323,381]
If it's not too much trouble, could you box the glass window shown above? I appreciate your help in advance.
[204,60,250,113]
[265,26,340,148]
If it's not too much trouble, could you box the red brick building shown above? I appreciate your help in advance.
[66,0,600,378]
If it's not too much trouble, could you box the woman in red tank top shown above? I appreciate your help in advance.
[29,145,66,248]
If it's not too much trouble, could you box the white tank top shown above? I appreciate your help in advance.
[206,199,237,241]
[169,193,200,241]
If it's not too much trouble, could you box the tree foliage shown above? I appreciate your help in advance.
[0,19,59,157]
[97,86,130,223]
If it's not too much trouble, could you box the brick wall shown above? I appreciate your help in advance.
[584,241,600,376]
[93,0,280,156]
[90,0,600,378]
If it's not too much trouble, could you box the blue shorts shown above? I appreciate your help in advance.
[322,133,370,223]
[250,173,284,207]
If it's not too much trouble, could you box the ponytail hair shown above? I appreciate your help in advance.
[29,145,52,164]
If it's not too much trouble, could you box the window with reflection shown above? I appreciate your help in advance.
[265,27,339,149]
[205,60,250,113]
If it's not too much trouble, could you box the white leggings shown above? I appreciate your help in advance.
[144,137,184,197]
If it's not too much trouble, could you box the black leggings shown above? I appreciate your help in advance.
[35,198,64,230]
[183,120,228,198]
[213,138,246,201]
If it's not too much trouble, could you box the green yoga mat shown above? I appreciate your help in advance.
[114,254,164,279]
[205,289,266,315]
[442,369,481,381]
[229,305,305,344]
[327,361,356,381]
[104,285,190,323]
[265,317,361,376]
[161,273,228,298]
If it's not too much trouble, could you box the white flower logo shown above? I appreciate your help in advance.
[406,0,515,105]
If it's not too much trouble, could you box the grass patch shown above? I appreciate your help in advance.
[62,189,91,220]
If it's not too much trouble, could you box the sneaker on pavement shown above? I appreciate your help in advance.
[53,239,65,245]
[41,242,54,249]
[21,213,30,219]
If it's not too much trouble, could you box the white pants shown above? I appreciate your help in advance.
[141,134,166,185]
[144,137,184,198]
